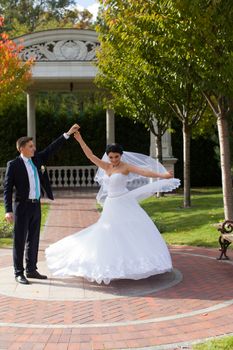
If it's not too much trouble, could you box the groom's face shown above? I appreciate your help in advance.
[20,140,36,158]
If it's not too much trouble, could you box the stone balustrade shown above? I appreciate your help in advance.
[0,166,99,190]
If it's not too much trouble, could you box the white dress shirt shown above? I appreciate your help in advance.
[20,154,40,199]
[20,133,69,199]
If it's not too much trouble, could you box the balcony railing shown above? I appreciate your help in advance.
[47,166,98,188]
[0,166,99,190]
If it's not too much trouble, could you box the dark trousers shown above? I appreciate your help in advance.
[13,201,41,276]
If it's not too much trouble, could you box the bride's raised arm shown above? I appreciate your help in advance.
[74,131,109,171]
[126,163,173,179]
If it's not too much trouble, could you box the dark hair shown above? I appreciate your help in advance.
[16,136,33,152]
[105,143,124,155]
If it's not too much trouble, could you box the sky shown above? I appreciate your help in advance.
[75,0,100,20]
[76,0,97,6]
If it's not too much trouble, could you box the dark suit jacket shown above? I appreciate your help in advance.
[4,134,67,213]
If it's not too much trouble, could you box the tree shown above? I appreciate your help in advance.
[153,0,233,218]
[164,83,208,208]
[132,0,233,216]
[96,3,176,165]
[64,8,93,29]
[187,0,233,220]
[0,16,33,106]
[97,0,211,208]
[0,0,94,35]
[96,36,172,162]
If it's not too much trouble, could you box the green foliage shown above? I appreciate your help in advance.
[0,17,33,107]
[96,3,173,143]
[0,94,27,163]
[97,0,207,122]
[96,0,226,208]
[0,202,13,244]
[193,336,233,350]
[0,0,94,35]
[97,0,233,130]
[0,220,12,238]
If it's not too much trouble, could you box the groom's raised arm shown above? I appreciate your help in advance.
[38,124,80,163]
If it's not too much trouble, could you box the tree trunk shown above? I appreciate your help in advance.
[217,115,233,220]
[183,122,191,208]
[156,133,163,164]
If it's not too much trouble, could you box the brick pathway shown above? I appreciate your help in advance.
[0,190,233,350]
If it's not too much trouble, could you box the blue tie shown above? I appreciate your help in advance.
[29,159,40,199]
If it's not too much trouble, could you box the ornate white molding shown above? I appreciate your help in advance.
[13,29,99,91]
[20,39,99,61]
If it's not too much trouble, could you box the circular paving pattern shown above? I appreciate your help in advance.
[0,251,233,330]
[0,263,182,301]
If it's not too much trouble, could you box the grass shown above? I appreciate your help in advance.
[0,201,50,247]
[141,187,224,248]
[193,336,233,349]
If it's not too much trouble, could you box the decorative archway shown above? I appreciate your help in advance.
[14,28,115,145]
[14,28,176,170]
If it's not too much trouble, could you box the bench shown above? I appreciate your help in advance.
[216,220,233,260]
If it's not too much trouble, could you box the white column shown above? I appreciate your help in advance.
[150,130,157,158]
[162,129,173,158]
[106,109,115,144]
[27,92,36,142]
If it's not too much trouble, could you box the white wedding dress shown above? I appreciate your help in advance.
[45,173,180,284]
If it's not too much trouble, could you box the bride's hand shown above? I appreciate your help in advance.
[66,123,80,136]
[163,171,173,179]
[74,131,82,142]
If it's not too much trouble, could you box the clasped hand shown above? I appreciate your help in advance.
[66,124,80,136]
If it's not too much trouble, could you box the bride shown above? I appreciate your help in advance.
[45,129,180,285]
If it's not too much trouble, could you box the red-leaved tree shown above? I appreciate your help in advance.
[0,16,33,106]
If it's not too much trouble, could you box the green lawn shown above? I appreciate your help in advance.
[0,201,49,247]
[193,336,233,350]
[141,187,224,248]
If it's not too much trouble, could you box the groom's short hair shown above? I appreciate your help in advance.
[16,136,33,152]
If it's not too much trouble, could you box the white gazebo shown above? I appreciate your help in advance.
[2,28,176,189]
[15,28,115,146]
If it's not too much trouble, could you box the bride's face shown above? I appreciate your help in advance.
[108,152,121,166]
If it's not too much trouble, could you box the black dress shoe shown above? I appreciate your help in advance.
[26,271,47,279]
[15,275,30,285]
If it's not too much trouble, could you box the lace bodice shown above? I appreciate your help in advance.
[103,173,129,198]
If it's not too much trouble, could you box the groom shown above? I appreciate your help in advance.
[4,124,79,284]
